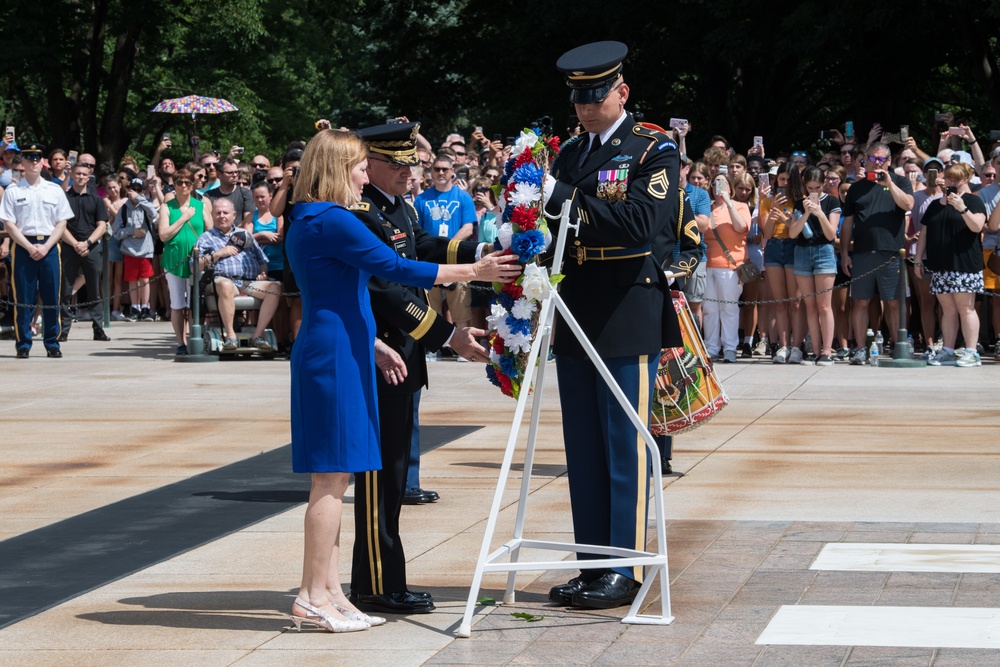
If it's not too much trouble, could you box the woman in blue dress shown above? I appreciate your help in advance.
[285,129,520,633]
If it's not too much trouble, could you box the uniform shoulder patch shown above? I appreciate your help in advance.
[632,125,667,142]
[563,134,584,149]
[348,202,371,212]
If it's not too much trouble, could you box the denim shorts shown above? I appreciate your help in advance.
[793,244,836,276]
[763,237,795,268]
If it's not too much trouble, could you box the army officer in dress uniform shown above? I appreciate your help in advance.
[348,122,496,615]
[540,41,685,609]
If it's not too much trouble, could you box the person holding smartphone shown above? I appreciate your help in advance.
[915,161,986,366]
[760,162,805,363]
[789,168,841,365]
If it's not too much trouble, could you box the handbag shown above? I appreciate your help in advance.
[709,208,761,284]
[988,249,1000,276]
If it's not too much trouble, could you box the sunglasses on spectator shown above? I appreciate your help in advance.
[868,156,889,164]
[452,151,466,157]
[825,176,841,181]
[79,161,96,168]
[791,151,807,157]
[473,186,491,194]
[432,166,452,172]
[419,160,431,166]
[266,177,283,184]
[983,172,997,179]
[251,163,268,169]
[203,162,218,168]
[175,180,193,186]
[194,174,206,180]
[840,150,853,155]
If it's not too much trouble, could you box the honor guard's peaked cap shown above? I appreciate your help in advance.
[357,121,421,166]
[556,41,628,105]
[19,143,45,159]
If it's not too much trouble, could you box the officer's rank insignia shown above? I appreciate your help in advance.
[597,168,629,202]
[648,169,669,200]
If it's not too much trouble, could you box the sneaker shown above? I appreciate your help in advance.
[455,354,469,362]
[176,344,189,356]
[772,346,788,364]
[222,337,239,351]
[740,342,753,359]
[835,347,851,360]
[928,349,957,366]
[994,341,1000,361]
[788,346,803,364]
[252,337,273,351]
[111,310,126,322]
[425,351,440,362]
[956,349,982,367]
[723,349,737,363]
[921,348,935,362]
[850,348,867,365]
[800,355,816,366]
[816,354,835,366]
[124,307,138,322]
[139,307,154,322]
[753,339,769,357]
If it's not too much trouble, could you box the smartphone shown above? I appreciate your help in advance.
[809,192,820,204]
[758,173,770,190]
[819,131,832,140]
[753,135,763,148]
[163,133,171,142]
[989,130,1000,142]
[505,136,515,146]
[934,113,950,123]
[927,168,938,183]
[386,118,402,125]
[718,164,728,175]
[948,126,964,136]
[714,175,728,194]
[147,164,156,179]
[492,132,502,142]
[474,125,483,133]
[900,125,909,141]
[67,150,78,166]
[776,186,786,197]
[845,121,854,138]
[669,118,687,130]
[4,126,13,142]
[946,186,958,195]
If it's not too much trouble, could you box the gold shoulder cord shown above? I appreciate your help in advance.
[676,188,684,241]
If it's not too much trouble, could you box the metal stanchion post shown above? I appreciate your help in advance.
[102,231,110,329]
[174,247,217,363]
[879,248,926,368]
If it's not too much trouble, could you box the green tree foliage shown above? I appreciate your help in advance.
[4,0,1000,167]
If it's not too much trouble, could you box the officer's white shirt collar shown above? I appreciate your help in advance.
[587,109,628,152]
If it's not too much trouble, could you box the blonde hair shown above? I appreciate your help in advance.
[944,162,974,182]
[733,172,758,209]
[293,129,367,206]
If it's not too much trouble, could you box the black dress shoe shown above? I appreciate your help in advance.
[407,589,432,600]
[572,572,641,609]
[16,348,29,359]
[660,457,672,475]
[401,489,432,505]
[414,488,439,502]
[548,569,605,605]
[93,328,111,342]
[46,348,63,358]
[58,331,69,342]
[349,591,435,614]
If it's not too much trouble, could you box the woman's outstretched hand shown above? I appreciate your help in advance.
[474,251,523,283]
[375,339,407,385]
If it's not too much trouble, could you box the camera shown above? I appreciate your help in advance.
[531,115,553,136]
[291,166,300,179]
[866,171,886,182]
[234,146,244,155]
[386,118,403,125]
[946,186,958,195]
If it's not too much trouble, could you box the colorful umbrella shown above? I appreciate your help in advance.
[151,95,238,115]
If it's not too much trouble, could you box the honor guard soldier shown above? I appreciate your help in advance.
[540,41,686,608]
[348,121,493,615]
[0,143,74,358]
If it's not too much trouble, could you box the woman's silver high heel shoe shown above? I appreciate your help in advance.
[332,602,386,627]
[290,598,369,633]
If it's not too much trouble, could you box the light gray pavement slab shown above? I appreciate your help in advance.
[2,322,1000,665]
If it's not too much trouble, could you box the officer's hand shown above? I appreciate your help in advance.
[449,326,489,363]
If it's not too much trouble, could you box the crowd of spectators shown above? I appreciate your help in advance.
[3,114,1000,366]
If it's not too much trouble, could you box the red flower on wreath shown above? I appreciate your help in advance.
[502,282,524,299]
[513,147,534,169]
[490,333,505,355]
[497,371,514,397]
[511,206,539,231]
[546,136,561,152]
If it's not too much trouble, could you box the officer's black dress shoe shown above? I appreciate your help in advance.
[16,348,29,359]
[401,489,433,505]
[349,591,435,614]
[93,328,111,342]
[572,572,641,609]
[46,347,63,358]
[548,569,605,605]
[58,331,69,342]
[660,457,672,475]
[415,488,439,502]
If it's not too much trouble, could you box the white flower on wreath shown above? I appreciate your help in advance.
[494,314,513,340]
[505,331,533,354]
[486,302,508,331]
[489,349,502,366]
[509,182,541,208]
[520,263,552,301]
[512,130,539,158]
[511,297,537,321]
[497,222,513,250]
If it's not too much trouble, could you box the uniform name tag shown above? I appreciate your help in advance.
[597,168,629,202]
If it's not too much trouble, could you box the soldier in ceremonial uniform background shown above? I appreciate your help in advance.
[0,143,74,359]
[348,122,494,615]
[540,41,687,609]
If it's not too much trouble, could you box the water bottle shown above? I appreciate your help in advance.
[869,341,879,367]
[798,210,814,239]
[875,330,884,355]
[865,328,875,360]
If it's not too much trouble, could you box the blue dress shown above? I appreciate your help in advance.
[285,202,438,473]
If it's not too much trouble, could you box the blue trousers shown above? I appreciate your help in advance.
[11,243,62,351]
[555,353,656,582]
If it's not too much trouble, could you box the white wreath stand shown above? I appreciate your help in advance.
[456,200,674,638]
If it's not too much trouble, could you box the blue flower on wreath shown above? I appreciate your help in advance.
[485,364,502,388]
[497,291,515,312]
[502,203,516,223]
[510,229,546,262]
[506,314,534,336]
[499,354,519,378]
[504,158,515,178]
[512,163,543,188]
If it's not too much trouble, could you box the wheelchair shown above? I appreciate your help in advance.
[200,275,278,359]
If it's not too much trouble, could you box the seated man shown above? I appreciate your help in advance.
[194,197,280,350]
